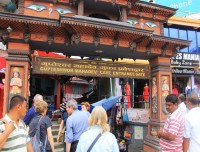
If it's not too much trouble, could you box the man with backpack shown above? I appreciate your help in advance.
[0,95,33,152]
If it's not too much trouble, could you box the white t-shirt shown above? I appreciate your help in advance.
[178,102,188,115]
[76,125,119,152]
[184,107,200,152]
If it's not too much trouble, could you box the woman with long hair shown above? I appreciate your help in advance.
[76,107,119,152]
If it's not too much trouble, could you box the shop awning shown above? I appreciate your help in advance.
[92,96,121,111]
[34,50,65,58]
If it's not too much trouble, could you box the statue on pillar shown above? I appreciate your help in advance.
[10,67,22,95]
[161,78,169,114]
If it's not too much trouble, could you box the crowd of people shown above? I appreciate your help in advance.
[157,93,200,152]
[0,95,119,152]
[0,91,199,152]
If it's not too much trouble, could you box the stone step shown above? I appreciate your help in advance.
[55,147,64,152]
[54,142,64,149]
[52,123,60,129]
[52,128,59,136]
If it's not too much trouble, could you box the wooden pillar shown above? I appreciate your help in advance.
[78,0,84,16]
[56,80,61,109]
[121,7,127,22]
[143,57,172,152]
[3,42,30,115]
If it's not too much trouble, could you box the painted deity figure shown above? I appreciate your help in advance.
[161,79,169,114]
[10,69,22,94]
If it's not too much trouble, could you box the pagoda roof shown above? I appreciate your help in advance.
[132,1,177,19]
[0,12,59,26]
[61,15,153,37]
[0,12,190,59]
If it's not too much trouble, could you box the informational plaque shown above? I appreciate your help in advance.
[134,126,143,140]
[127,108,149,123]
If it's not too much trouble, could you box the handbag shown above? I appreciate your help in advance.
[87,133,102,152]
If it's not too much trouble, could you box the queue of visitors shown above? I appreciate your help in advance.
[157,93,200,152]
[0,92,200,152]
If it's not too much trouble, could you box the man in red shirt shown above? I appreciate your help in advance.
[157,94,184,152]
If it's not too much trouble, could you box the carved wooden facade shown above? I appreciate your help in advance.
[0,0,190,151]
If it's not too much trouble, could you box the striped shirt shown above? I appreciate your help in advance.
[52,102,67,114]
[0,114,30,152]
[159,108,184,152]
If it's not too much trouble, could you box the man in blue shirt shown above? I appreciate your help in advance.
[65,99,89,152]
[23,94,43,125]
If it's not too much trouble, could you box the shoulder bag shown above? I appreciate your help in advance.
[30,116,47,152]
[87,133,102,152]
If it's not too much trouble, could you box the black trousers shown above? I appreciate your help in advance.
[70,141,79,152]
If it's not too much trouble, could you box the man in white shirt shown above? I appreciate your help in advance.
[178,94,188,115]
[183,93,200,152]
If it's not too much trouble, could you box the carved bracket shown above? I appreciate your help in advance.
[93,29,101,46]
[113,40,119,48]
[47,26,54,45]
[94,36,100,46]
[172,45,180,57]
[161,42,169,56]
[112,0,116,5]
[139,6,143,18]
[24,23,30,43]
[53,0,58,3]
[65,36,70,46]
[129,41,137,53]
[153,9,157,20]
[127,1,132,9]
[113,32,120,48]
[146,40,153,55]
[71,34,80,44]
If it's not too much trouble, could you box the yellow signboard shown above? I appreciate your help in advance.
[33,57,150,79]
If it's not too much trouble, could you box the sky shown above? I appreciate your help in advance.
[142,0,199,17]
